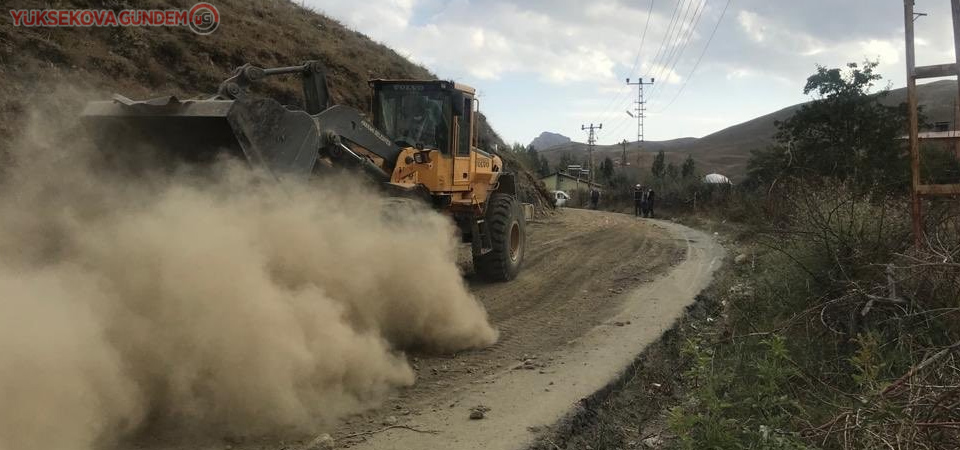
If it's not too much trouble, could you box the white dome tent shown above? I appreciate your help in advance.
[703,173,732,185]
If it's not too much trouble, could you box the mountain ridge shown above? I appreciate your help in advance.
[535,80,958,178]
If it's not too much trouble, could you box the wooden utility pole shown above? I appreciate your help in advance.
[903,0,960,247]
[904,0,922,247]
[581,123,602,184]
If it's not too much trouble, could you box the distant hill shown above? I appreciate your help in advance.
[538,80,959,179]
[529,132,572,150]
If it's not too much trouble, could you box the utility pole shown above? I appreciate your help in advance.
[626,77,654,177]
[626,77,654,144]
[581,123,602,184]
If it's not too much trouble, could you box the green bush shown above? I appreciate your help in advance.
[667,177,960,449]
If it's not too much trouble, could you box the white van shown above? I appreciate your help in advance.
[553,190,571,207]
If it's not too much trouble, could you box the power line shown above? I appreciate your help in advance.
[596,0,685,131]
[596,86,641,131]
[654,0,731,112]
[601,85,650,143]
[594,84,632,125]
[627,0,657,78]
[607,0,691,145]
[594,0,657,125]
[604,114,634,140]
[649,0,698,86]
[647,0,708,102]
[644,0,690,87]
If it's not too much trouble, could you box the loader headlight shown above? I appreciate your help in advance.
[413,151,431,164]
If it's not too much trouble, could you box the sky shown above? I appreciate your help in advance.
[305,0,960,146]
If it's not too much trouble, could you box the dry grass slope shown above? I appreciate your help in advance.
[0,0,550,207]
[1,1,429,143]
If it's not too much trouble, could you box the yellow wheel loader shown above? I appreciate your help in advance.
[82,61,525,281]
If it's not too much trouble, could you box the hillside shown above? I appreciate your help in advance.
[537,80,959,179]
[1,1,430,143]
[529,131,572,150]
[0,0,554,208]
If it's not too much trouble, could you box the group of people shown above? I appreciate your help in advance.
[633,184,655,218]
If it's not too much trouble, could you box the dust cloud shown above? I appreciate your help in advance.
[0,100,497,450]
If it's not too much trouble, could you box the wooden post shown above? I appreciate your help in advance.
[953,0,960,161]
[954,96,960,158]
[902,0,960,246]
[905,0,923,248]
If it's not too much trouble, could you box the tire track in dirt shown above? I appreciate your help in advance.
[342,214,724,450]
[334,210,686,446]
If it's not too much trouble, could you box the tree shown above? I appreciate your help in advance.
[558,153,575,172]
[538,154,551,177]
[600,156,615,182]
[746,61,908,191]
[681,154,696,178]
[743,146,788,190]
[666,162,679,182]
[651,150,666,180]
[525,145,540,171]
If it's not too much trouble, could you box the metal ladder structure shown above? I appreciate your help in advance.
[903,0,960,246]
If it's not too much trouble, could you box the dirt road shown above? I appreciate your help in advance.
[333,210,723,450]
[342,209,684,417]
[132,209,720,450]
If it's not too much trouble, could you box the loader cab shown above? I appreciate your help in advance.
[369,80,477,158]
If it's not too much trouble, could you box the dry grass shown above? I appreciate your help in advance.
[0,0,556,206]
[0,0,435,158]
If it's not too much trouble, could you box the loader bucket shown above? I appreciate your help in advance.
[81,95,320,178]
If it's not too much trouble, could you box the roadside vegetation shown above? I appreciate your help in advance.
[505,140,705,211]
[548,62,960,449]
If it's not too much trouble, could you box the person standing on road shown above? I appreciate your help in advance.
[644,188,656,218]
[633,185,644,217]
[590,188,600,210]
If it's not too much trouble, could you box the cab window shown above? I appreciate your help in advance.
[457,96,471,156]
[375,87,451,153]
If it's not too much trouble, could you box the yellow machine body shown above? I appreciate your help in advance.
[347,79,507,215]
[81,62,526,281]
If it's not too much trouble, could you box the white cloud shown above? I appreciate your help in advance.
[859,39,900,64]
[645,63,683,84]
[726,67,757,80]
[723,66,793,86]
[738,10,765,42]
[735,9,825,57]
[306,0,663,84]
[311,0,414,35]
[303,0,956,145]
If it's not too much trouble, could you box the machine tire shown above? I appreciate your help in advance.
[474,193,526,281]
